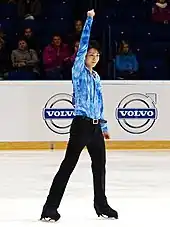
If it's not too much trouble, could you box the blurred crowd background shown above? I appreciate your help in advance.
[0,0,170,80]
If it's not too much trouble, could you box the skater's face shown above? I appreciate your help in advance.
[85,48,100,69]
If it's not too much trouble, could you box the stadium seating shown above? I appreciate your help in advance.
[0,0,170,80]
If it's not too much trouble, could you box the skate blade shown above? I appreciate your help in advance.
[99,214,118,219]
[40,217,58,223]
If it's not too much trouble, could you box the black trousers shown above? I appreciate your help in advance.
[45,116,107,209]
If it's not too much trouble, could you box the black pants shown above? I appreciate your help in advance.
[45,116,107,209]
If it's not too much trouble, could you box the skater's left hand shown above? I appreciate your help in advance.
[103,132,110,139]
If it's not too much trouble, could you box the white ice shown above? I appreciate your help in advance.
[0,150,170,227]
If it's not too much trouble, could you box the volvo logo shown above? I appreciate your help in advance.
[115,93,158,134]
[42,93,75,134]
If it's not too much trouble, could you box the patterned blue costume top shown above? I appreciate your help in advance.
[72,16,108,133]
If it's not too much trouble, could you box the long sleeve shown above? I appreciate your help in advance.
[43,46,53,65]
[26,49,39,66]
[98,80,108,133]
[115,55,123,71]
[11,50,17,67]
[132,55,138,72]
[72,16,93,79]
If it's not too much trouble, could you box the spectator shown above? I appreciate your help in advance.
[43,34,70,80]
[18,0,42,20]
[74,20,83,34]
[152,0,170,23]
[0,28,6,40]
[11,38,39,75]
[0,37,10,80]
[64,40,79,64]
[67,20,83,46]
[63,40,80,80]
[22,27,39,53]
[115,41,139,80]
[8,0,17,3]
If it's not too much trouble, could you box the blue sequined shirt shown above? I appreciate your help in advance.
[72,16,108,133]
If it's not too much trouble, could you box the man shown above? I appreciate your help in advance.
[43,34,70,80]
[66,19,83,46]
[40,9,118,222]
[23,27,39,52]
[11,38,39,73]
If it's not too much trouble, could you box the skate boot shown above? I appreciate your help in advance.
[94,202,118,219]
[40,204,60,222]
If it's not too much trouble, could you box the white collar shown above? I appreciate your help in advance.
[85,65,97,77]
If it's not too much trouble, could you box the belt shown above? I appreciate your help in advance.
[75,116,107,125]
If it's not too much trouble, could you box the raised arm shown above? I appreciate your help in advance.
[72,10,95,79]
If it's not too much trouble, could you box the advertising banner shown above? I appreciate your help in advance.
[0,81,169,146]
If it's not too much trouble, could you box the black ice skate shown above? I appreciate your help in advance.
[94,203,118,219]
[40,204,60,222]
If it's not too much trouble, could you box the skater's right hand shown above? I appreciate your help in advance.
[87,9,95,18]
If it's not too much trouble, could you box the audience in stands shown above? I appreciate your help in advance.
[1,0,170,80]
[115,41,139,80]
[11,38,39,74]
[18,0,42,20]
[43,34,70,80]
[0,37,10,80]
[63,40,80,80]
[152,0,170,23]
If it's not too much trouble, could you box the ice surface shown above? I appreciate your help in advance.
[0,150,170,227]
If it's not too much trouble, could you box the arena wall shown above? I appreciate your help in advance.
[1,80,170,150]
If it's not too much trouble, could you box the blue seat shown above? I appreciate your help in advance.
[44,1,72,19]
[8,71,37,80]
[41,18,72,36]
[142,59,169,80]
[131,42,149,60]
[96,8,116,26]
[0,19,16,35]
[131,25,154,42]
[107,0,142,7]
[140,24,170,42]
[147,42,170,58]
[0,4,17,19]
[122,8,147,24]
[111,25,133,41]
[133,41,169,59]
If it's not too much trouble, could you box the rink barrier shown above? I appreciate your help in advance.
[1,141,170,150]
[1,80,170,149]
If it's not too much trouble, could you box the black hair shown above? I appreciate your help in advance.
[24,27,32,31]
[75,19,83,23]
[18,37,28,44]
[88,40,101,55]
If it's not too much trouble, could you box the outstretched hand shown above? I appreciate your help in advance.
[87,9,95,18]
